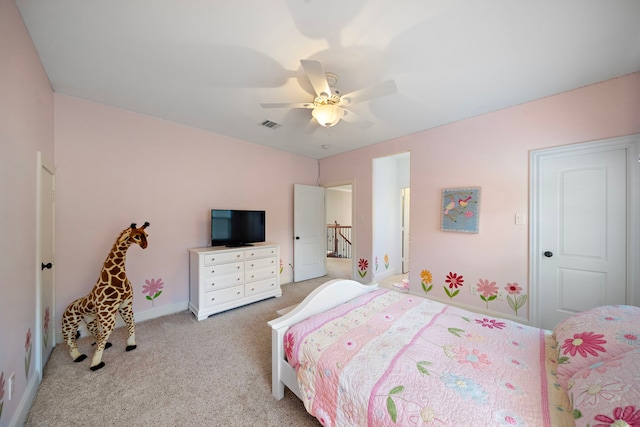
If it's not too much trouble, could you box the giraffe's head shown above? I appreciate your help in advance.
[118,222,150,249]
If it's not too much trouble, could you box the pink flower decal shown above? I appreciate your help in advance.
[561,331,607,358]
[25,328,32,379]
[476,279,498,308]
[43,307,51,348]
[504,283,522,295]
[505,282,527,317]
[25,328,31,352]
[143,278,164,306]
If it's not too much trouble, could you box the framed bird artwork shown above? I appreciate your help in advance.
[441,187,480,233]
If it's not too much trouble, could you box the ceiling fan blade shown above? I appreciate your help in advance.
[260,102,314,109]
[340,109,374,129]
[340,80,397,105]
[300,59,332,98]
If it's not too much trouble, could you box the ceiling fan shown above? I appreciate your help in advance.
[260,59,397,128]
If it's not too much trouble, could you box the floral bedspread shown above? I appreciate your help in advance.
[284,289,573,427]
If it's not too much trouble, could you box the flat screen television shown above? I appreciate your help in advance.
[211,209,266,247]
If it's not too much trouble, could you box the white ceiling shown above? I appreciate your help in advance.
[16,1,640,159]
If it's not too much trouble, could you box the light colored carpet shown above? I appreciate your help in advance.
[26,278,332,427]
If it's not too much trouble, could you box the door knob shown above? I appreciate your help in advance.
[543,251,553,258]
[295,236,300,240]
[41,262,53,270]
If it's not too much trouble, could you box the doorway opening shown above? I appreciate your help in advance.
[325,183,353,279]
[373,152,410,290]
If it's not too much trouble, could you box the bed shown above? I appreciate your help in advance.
[268,279,640,427]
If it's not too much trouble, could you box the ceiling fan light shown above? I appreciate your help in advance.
[312,104,344,127]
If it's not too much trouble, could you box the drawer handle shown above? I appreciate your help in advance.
[237,254,240,258]
[211,270,215,274]
[211,297,215,301]
[250,263,255,267]
[237,266,241,269]
[237,291,241,295]
[251,288,255,291]
[237,277,240,281]
[210,282,216,287]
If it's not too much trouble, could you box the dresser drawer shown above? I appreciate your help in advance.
[204,261,243,278]
[245,247,277,260]
[245,265,277,283]
[246,256,277,271]
[203,251,244,266]
[245,277,278,296]
[204,272,244,292]
[204,285,244,308]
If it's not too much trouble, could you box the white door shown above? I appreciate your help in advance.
[36,153,55,379]
[532,137,638,330]
[294,184,326,282]
[402,188,410,274]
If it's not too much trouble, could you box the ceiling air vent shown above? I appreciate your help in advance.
[260,119,281,129]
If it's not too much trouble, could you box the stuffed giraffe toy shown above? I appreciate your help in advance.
[62,222,149,371]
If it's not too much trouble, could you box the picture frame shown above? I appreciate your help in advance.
[441,187,480,233]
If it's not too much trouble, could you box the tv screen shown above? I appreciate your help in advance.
[211,209,265,247]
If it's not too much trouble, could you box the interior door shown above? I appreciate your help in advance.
[402,188,410,274]
[37,153,55,379]
[294,184,326,282]
[534,142,630,330]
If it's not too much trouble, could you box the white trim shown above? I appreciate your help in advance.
[8,368,39,427]
[35,152,56,383]
[529,134,640,328]
[424,293,530,325]
[323,179,356,280]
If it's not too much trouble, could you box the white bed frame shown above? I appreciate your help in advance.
[267,279,379,400]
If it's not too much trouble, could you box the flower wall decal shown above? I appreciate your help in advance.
[420,269,433,294]
[476,279,498,309]
[43,306,50,349]
[384,254,389,269]
[279,259,284,274]
[0,371,4,421]
[25,328,32,379]
[142,278,164,307]
[505,282,528,317]
[444,272,464,299]
[358,258,369,278]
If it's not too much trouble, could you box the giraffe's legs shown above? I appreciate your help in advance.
[61,299,87,363]
[89,309,118,371]
[86,316,113,349]
[119,297,137,351]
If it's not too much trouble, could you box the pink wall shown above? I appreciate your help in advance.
[0,0,54,424]
[54,95,319,331]
[320,73,640,321]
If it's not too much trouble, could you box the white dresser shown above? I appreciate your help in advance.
[188,243,281,320]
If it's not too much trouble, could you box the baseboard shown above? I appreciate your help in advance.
[8,369,39,427]
[55,300,189,344]
[373,268,398,282]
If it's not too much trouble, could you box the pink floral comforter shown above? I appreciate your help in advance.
[284,289,572,427]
